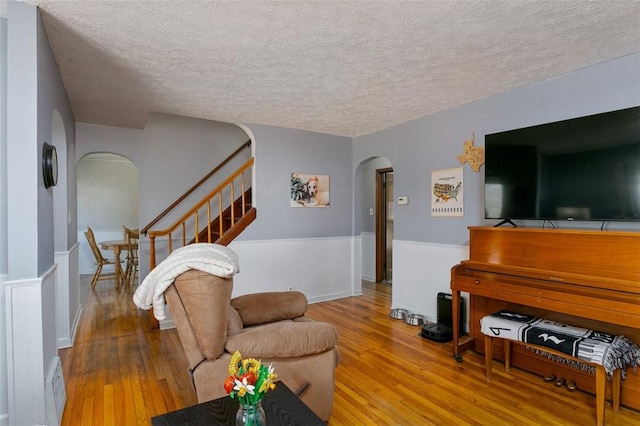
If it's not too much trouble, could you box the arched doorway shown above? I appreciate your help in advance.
[77,153,139,283]
[51,110,79,349]
[355,157,393,288]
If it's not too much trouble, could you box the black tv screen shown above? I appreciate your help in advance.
[484,106,640,222]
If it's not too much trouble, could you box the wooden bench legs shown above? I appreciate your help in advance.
[484,335,621,426]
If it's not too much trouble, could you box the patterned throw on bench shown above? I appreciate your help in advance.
[480,310,640,380]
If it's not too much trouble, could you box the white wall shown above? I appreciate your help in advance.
[392,240,469,323]
[360,232,375,282]
[230,237,353,302]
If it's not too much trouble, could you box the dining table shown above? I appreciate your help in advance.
[100,239,138,289]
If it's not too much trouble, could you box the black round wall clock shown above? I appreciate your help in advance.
[42,142,58,188]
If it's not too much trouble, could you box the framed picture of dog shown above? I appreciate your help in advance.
[290,173,330,207]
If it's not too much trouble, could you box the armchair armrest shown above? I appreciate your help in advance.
[225,321,339,359]
[231,291,308,326]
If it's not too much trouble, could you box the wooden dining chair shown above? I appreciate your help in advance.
[84,227,119,289]
[123,226,139,289]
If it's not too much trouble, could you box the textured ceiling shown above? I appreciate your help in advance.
[20,0,640,137]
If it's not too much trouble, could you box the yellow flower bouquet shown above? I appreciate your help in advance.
[223,351,277,406]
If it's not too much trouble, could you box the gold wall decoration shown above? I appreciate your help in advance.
[456,133,485,172]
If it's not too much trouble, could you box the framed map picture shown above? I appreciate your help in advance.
[290,173,330,207]
[431,167,463,217]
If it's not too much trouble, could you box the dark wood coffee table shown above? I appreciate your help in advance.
[151,381,325,425]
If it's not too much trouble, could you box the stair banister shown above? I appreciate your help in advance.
[148,157,254,269]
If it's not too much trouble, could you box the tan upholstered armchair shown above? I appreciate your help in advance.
[164,269,340,421]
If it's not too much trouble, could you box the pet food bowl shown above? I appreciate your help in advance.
[389,308,408,320]
[404,313,425,326]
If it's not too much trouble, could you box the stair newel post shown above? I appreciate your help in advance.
[149,234,157,270]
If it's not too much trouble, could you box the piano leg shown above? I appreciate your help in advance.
[595,365,605,426]
[484,335,493,380]
[452,289,463,362]
[612,368,621,412]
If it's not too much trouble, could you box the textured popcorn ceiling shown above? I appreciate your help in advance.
[22,1,640,137]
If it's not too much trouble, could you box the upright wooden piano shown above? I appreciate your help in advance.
[451,227,640,410]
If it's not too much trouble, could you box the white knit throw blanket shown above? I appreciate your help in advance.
[133,243,240,321]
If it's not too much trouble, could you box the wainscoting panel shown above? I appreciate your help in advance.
[230,236,355,303]
[5,265,60,426]
[392,240,469,324]
[0,273,7,426]
[359,232,375,282]
[55,243,80,349]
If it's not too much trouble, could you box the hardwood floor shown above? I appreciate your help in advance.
[60,276,640,425]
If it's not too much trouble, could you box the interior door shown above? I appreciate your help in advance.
[375,168,393,283]
[385,172,393,282]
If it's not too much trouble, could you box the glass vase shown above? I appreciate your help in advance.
[235,401,266,426]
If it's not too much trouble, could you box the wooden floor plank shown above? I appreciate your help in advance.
[59,276,640,425]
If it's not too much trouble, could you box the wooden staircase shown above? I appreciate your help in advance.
[190,188,254,245]
[142,141,256,269]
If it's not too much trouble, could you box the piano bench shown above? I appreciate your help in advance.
[484,335,620,426]
[479,310,639,426]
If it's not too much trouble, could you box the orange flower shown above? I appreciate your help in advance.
[223,375,236,394]
[239,371,256,385]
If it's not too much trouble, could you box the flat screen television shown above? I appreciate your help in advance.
[484,106,640,223]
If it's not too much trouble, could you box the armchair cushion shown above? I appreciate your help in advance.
[225,321,338,359]
[227,306,244,336]
[231,291,308,326]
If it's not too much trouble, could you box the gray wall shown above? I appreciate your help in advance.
[0,17,6,276]
[36,5,76,270]
[354,53,640,245]
[0,14,7,426]
[238,124,353,240]
[6,2,38,279]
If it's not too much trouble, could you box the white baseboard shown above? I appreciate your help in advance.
[307,290,353,304]
[159,318,176,331]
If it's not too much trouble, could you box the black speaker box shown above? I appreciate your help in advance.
[420,292,464,343]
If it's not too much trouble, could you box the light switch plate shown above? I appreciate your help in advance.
[397,196,408,205]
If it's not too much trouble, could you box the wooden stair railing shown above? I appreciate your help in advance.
[147,157,255,269]
[190,187,253,244]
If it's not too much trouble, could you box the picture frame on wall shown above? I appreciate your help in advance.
[290,173,330,207]
[431,167,463,217]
